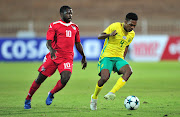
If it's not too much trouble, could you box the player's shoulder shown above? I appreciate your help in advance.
[48,20,59,29]
[71,23,79,28]
[129,30,135,37]
[51,20,64,26]
[108,22,121,29]
[110,22,121,26]
[129,30,135,35]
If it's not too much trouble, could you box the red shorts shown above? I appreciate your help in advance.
[38,53,73,77]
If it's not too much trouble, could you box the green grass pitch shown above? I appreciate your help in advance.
[0,61,180,117]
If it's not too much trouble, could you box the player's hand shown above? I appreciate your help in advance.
[50,49,57,59]
[81,56,87,70]
[110,30,117,36]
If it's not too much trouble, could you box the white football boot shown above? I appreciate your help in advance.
[90,95,97,110]
[104,92,116,100]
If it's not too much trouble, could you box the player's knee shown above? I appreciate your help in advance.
[101,75,109,83]
[61,71,71,85]
[128,69,133,76]
[125,68,133,79]
[35,72,48,84]
[61,77,70,85]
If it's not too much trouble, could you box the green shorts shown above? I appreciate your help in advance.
[98,57,129,76]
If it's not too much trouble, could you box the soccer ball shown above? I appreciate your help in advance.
[124,95,140,110]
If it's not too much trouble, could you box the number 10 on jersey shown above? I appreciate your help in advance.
[66,30,72,37]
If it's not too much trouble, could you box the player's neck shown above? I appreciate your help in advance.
[123,24,128,32]
[61,19,70,23]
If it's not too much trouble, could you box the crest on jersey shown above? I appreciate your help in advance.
[71,25,76,30]
[128,38,132,42]
[123,36,127,40]
[41,66,46,71]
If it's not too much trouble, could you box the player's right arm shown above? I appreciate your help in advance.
[98,23,117,39]
[46,40,56,59]
[46,23,57,59]
[98,30,117,39]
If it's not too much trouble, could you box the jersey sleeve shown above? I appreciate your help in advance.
[103,23,115,34]
[75,25,80,42]
[46,23,55,41]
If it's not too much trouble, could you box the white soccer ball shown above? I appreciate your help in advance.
[124,95,140,110]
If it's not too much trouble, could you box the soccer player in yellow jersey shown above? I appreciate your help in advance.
[90,12,138,110]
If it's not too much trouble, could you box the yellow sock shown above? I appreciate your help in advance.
[110,77,126,93]
[92,83,103,99]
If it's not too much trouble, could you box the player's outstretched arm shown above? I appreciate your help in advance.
[46,40,57,59]
[98,30,117,39]
[75,42,87,70]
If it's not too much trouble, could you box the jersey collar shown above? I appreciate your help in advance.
[53,19,73,26]
[121,23,128,34]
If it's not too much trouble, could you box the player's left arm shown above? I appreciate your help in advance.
[74,25,87,69]
[124,33,135,58]
[124,45,129,59]
[75,42,87,70]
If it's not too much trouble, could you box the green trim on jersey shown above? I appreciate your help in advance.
[99,37,109,61]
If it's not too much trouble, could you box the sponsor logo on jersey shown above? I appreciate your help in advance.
[128,38,132,42]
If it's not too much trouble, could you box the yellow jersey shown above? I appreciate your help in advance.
[99,22,135,61]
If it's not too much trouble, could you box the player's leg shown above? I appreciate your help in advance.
[92,69,110,99]
[90,58,113,110]
[24,72,48,109]
[46,60,73,105]
[26,72,47,100]
[50,71,71,94]
[35,72,48,84]
[24,53,57,109]
[104,58,132,100]
[110,60,132,94]
[46,71,71,105]
[90,69,110,110]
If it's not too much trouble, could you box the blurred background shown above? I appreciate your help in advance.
[0,0,180,37]
[0,0,179,61]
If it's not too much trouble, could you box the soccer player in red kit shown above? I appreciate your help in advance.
[24,5,87,109]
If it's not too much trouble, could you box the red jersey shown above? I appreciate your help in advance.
[46,19,80,60]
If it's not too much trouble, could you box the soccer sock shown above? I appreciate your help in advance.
[50,80,65,94]
[92,83,103,99]
[110,77,126,93]
[26,80,41,100]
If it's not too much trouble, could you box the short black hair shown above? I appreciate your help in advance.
[60,5,72,13]
[125,12,138,21]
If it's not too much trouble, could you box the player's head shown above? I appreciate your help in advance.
[124,12,138,32]
[60,6,73,23]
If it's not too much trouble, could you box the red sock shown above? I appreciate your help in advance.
[26,80,41,100]
[50,80,65,94]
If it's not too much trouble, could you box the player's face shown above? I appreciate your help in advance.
[124,20,137,32]
[62,9,73,23]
